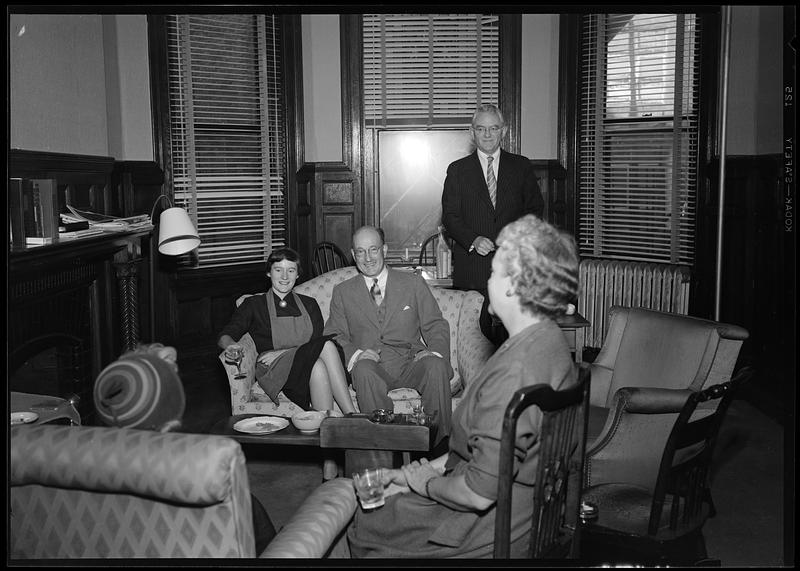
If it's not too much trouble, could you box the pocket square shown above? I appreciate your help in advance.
[403,305,411,311]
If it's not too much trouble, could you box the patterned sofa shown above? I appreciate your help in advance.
[9,424,355,559]
[220,266,494,417]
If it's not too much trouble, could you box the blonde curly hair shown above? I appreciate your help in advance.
[495,215,579,319]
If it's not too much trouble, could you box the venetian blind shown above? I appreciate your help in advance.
[167,14,286,268]
[363,14,499,128]
[578,13,701,264]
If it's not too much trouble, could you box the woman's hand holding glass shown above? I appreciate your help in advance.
[225,344,246,379]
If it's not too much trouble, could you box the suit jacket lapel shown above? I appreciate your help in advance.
[381,269,403,324]
[495,149,515,211]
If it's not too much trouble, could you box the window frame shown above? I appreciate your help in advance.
[340,14,522,227]
[148,13,303,276]
[362,14,502,129]
[579,13,702,265]
[559,10,721,313]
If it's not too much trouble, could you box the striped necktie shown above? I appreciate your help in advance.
[370,278,383,306]
[486,155,497,207]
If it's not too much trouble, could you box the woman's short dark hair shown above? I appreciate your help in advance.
[495,215,579,319]
[266,247,302,276]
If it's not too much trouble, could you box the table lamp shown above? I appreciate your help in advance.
[150,194,200,256]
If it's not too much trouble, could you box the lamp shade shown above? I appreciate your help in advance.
[158,206,200,256]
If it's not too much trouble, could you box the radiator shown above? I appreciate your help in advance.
[578,259,691,349]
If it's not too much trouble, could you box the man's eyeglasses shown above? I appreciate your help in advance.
[354,246,382,259]
[472,125,502,136]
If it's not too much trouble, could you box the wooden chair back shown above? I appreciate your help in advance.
[647,367,751,536]
[494,364,591,559]
[312,241,351,276]
[418,232,454,266]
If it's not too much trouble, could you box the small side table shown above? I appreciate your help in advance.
[10,391,81,426]
[320,414,435,475]
[556,313,591,363]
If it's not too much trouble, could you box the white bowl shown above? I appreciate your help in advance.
[291,410,327,432]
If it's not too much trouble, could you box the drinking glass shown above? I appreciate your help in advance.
[225,345,246,380]
[352,468,385,510]
[411,403,425,424]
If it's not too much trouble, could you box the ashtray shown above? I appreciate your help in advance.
[371,409,394,423]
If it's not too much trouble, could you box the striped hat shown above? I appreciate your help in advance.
[94,352,185,431]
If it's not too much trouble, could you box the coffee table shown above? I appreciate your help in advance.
[209,412,436,477]
[210,413,322,445]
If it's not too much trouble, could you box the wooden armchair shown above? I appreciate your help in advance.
[312,241,351,276]
[494,364,591,559]
[418,231,454,266]
[581,368,752,565]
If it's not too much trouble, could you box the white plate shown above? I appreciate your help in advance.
[233,416,289,435]
[11,411,39,426]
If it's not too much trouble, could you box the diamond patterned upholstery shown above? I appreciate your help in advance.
[261,477,356,558]
[10,425,255,558]
[221,267,494,416]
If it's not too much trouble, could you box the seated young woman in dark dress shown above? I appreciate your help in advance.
[217,247,356,414]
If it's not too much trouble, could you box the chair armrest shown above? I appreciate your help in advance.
[219,334,258,411]
[457,326,494,388]
[260,477,357,558]
[612,386,693,414]
[584,387,693,490]
[455,291,494,389]
[11,425,245,505]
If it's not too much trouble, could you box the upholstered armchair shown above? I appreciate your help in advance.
[261,477,356,558]
[9,425,355,559]
[220,266,494,417]
[584,306,748,491]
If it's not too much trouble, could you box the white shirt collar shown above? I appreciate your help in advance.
[362,266,388,292]
[477,148,501,173]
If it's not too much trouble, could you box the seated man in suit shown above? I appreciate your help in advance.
[324,226,453,449]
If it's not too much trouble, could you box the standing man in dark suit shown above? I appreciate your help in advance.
[441,103,544,346]
[324,225,453,449]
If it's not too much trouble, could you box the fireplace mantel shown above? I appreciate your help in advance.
[8,150,159,423]
[9,228,150,271]
[8,229,153,422]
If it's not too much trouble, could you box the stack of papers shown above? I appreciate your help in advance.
[65,206,153,232]
[58,227,106,240]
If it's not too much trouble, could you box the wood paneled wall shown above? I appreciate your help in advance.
[694,155,792,403]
